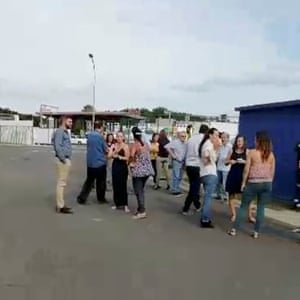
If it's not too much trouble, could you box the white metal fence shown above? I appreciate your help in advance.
[0,126,56,145]
[0,125,33,145]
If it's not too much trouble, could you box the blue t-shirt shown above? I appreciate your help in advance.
[86,131,107,168]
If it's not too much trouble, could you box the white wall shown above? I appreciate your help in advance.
[0,126,33,145]
[0,120,33,126]
[33,128,55,144]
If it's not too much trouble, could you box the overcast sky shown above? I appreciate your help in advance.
[0,0,300,115]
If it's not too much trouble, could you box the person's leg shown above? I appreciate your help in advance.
[200,175,218,225]
[78,167,95,204]
[228,194,237,221]
[216,170,222,199]
[112,163,121,207]
[232,183,256,232]
[106,159,112,185]
[221,171,229,201]
[183,166,194,212]
[254,183,272,234]
[248,202,256,223]
[132,177,145,213]
[155,157,162,188]
[56,158,71,209]
[151,159,157,184]
[162,159,170,188]
[120,167,129,207]
[171,160,181,193]
[183,166,201,213]
[192,168,201,210]
[95,165,107,203]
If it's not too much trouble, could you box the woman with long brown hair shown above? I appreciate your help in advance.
[225,135,255,222]
[228,131,275,238]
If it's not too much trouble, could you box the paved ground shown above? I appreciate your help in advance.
[0,145,299,300]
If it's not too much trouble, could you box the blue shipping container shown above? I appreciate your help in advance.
[235,100,300,202]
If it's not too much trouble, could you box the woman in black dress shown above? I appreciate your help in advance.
[108,132,130,212]
[226,135,255,222]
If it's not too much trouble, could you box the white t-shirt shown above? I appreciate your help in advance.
[200,140,217,177]
[217,143,232,172]
[185,133,204,167]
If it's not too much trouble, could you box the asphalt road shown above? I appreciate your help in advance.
[0,145,299,300]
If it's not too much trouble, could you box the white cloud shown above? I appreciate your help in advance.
[0,0,300,114]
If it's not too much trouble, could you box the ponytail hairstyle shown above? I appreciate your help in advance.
[132,126,144,146]
[198,127,218,158]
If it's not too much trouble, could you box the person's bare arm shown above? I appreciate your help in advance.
[167,148,176,159]
[241,150,251,188]
[270,152,276,180]
[165,142,176,159]
[129,143,138,166]
[108,145,115,159]
[225,149,234,165]
[202,149,212,166]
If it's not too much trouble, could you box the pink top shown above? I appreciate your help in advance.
[248,162,273,183]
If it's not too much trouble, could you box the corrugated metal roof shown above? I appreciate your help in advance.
[235,99,300,112]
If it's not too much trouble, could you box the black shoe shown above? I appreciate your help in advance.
[56,206,73,214]
[98,199,109,204]
[166,185,170,190]
[200,221,214,228]
[154,185,161,190]
[77,197,86,205]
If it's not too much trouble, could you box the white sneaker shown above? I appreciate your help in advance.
[228,228,237,236]
[132,212,147,220]
[124,206,130,213]
[252,232,259,239]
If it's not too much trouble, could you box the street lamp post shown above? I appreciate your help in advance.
[88,53,96,128]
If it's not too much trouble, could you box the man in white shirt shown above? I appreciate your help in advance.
[216,132,232,202]
[165,131,187,196]
[182,124,209,215]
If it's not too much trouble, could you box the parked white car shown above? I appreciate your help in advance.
[70,134,87,145]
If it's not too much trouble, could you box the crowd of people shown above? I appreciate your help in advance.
[53,116,276,238]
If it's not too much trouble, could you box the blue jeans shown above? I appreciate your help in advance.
[216,170,229,199]
[172,160,183,193]
[234,182,272,232]
[201,175,218,222]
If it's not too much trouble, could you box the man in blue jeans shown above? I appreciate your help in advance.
[165,131,187,196]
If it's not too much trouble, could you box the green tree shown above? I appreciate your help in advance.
[0,107,18,114]
[82,104,95,112]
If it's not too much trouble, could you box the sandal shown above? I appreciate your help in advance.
[227,228,237,236]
